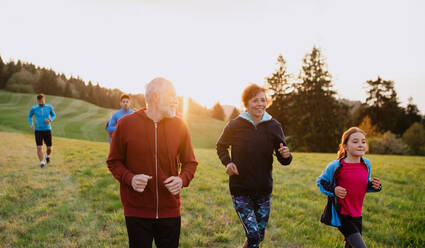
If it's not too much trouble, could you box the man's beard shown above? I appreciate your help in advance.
[164,108,176,118]
[159,105,176,118]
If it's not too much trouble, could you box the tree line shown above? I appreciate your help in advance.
[0,55,146,109]
[1,51,424,155]
[0,54,237,120]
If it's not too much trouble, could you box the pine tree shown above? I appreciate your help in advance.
[37,69,58,95]
[64,81,73,98]
[265,54,294,135]
[210,102,226,121]
[228,107,240,121]
[0,55,5,88]
[266,54,292,97]
[86,81,95,103]
[93,83,102,106]
[187,98,208,116]
[291,46,348,152]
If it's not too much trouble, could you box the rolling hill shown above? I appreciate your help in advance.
[0,90,226,148]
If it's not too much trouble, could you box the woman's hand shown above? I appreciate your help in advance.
[334,186,347,199]
[278,143,291,158]
[372,177,381,190]
[226,162,239,176]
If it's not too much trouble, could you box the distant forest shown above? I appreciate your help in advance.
[0,54,233,120]
[1,49,424,155]
[0,55,145,109]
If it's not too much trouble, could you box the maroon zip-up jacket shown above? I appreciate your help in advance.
[107,109,198,218]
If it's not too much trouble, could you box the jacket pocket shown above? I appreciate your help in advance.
[159,190,181,208]
[122,185,155,208]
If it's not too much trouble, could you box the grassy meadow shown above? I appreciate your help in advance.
[0,131,424,248]
[0,90,225,148]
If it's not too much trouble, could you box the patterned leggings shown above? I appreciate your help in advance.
[231,193,271,248]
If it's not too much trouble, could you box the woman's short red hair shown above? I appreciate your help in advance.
[241,84,271,108]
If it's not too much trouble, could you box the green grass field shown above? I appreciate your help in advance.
[0,90,225,148]
[0,131,424,248]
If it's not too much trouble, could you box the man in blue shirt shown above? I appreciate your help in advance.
[28,94,56,168]
[106,94,134,143]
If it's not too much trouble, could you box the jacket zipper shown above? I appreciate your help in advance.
[39,106,44,128]
[154,122,159,219]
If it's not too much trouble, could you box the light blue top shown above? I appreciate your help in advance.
[28,104,56,131]
[239,111,272,126]
[106,109,134,134]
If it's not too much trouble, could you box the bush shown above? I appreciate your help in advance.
[402,122,425,155]
[368,131,409,155]
[5,70,37,93]
[5,83,34,93]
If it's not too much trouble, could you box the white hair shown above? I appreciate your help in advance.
[144,77,174,105]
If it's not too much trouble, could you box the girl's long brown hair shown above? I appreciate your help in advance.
[337,127,367,159]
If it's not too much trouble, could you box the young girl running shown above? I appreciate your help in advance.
[317,127,382,248]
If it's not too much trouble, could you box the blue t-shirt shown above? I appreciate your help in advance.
[106,109,134,134]
[28,104,56,131]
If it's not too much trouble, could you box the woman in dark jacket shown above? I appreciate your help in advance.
[216,84,292,248]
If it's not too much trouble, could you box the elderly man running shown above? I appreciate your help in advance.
[107,77,198,248]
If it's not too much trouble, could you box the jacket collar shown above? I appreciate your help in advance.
[239,111,272,126]
[136,108,180,123]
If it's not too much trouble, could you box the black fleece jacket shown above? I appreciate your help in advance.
[216,116,292,196]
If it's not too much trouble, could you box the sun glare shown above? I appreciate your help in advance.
[183,96,189,121]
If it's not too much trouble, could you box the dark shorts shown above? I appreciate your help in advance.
[35,130,52,146]
[338,214,362,237]
[125,216,181,248]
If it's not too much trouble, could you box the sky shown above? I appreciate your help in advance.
[1,0,424,112]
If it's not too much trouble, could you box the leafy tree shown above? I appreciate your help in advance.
[358,115,381,138]
[368,131,409,155]
[2,61,20,89]
[404,97,423,128]
[210,102,226,121]
[402,122,425,155]
[364,76,404,134]
[5,70,36,93]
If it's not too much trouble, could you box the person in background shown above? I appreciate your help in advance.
[28,93,56,168]
[106,94,134,144]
